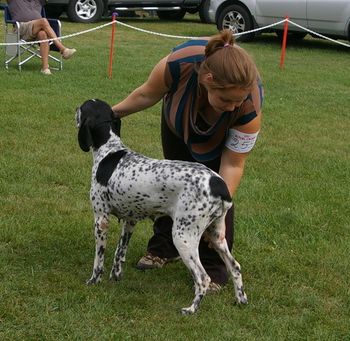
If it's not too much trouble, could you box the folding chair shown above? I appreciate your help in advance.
[4,5,63,71]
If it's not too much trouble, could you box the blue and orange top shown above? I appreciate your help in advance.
[163,38,264,162]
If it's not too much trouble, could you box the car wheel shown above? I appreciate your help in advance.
[199,0,211,24]
[216,4,255,42]
[157,9,186,21]
[67,0,104,23]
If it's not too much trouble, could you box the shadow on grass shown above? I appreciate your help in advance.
[251,33,350,53]
[56,13,203,25]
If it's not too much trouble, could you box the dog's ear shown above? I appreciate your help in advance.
[78,117,93,152]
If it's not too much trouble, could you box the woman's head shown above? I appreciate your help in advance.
[198,29,259,112]
[199,29,258,90]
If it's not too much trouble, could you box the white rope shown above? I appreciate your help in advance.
[228,18,289,36]
[287,19,350,48]
[0,17,349,48]
[115,18,289,39]
[0,20,114,46]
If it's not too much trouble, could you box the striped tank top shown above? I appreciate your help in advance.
[163,39,264,162]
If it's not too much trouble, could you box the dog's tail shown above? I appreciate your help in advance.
[209,176,232,211]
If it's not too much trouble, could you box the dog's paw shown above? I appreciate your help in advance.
[236,290,248,305]
[86,277,101,285]
[86,267,104,285]
[181,306,196,315]
[109,270,122,282]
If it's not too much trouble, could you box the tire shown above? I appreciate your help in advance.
[199,0,211,24]
[67,0,104,23]
[216,4,255,42]
[276,31,307,41]
[44,5,64,19]
[157,9,186,21]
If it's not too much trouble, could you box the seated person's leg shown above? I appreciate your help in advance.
[31,19,76,59]
[37,30,49,72]
[18,22,35,41]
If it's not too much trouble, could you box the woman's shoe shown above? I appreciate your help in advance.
[136,252,180,270]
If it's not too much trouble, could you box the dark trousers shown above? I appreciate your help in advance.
[146,113,234,285]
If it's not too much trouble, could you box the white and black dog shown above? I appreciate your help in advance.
[76,99,247,314]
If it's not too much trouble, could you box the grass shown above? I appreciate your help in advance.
[1,12,350,340]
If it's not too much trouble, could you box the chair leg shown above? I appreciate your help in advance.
[17,39,22,71]
[48,53,63,70]
[4,22,64,72]
[4,31,19,71]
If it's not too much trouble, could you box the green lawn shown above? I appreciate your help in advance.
[0,12,350,340]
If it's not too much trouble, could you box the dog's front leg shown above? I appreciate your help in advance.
[87,215,109,285]
[110,220,135,281]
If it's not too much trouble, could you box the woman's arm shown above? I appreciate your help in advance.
[219,112,262,197]
[219,150,246,197]
[112,56,170,118]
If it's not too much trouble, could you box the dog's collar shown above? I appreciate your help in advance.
[89,119,114,130]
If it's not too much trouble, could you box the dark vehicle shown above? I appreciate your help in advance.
[45,0,211,23]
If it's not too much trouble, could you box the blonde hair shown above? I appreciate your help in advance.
[198,29,258,90]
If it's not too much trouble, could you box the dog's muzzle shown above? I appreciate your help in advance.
[75,107,82,128]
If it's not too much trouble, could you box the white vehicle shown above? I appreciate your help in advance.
[208,0,350,42]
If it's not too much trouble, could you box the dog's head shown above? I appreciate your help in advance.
[76,99,121,152]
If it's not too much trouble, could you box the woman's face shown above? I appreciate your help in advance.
[207,86,250,113]
[201,73,251,113]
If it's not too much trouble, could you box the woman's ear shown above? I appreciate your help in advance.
[202,72,214,85]
[206,73,214,81]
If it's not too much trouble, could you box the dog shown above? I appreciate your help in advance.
[76,99,247,314]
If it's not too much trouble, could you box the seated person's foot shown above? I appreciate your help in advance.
[41,68,52,75]
[136,252,180,270]
[62,48,76,59]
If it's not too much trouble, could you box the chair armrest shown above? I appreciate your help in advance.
[47,18,60,25]
[6,20,20,31]
[47,18,62,36]
[5,19,16,24]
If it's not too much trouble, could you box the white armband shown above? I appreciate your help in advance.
[225,129,259,153]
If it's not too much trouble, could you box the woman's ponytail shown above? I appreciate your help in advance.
[200,29,258,90]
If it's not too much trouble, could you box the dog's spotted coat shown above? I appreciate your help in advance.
[76,99,247,314]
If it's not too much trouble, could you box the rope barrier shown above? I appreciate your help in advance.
[115,17,290,39]
[287,19,350,48]
[1,18,349,47]
[0,20,115,46]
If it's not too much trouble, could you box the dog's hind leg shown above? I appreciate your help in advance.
[110,220,136,281]
[172,224,211,315]
[206,216,248,305]
[87,214,110,285]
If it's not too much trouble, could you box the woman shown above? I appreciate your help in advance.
[112,29,263,291]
